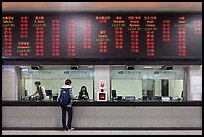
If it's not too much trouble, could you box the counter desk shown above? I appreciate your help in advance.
[2,100,202,130]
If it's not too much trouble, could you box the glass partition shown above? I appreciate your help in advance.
[111,66,185,101]
[20,65,94,101]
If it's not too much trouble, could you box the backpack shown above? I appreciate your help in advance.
[59,88,71,105]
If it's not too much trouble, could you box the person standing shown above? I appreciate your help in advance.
[31,81,46,100]
[58,79,74,131]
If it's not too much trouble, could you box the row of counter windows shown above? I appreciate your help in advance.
[4,65,185,102]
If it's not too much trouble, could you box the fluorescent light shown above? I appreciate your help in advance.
[144,66,152,69]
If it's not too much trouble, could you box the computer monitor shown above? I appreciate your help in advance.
[117,96,122,100]
[181,90,184,98]
[147,90,154,100]
[111,90,117,99]
[142,96,148,100]
[52,93,58,100]
[45,90,52,96]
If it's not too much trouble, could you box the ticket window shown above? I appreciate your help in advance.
[111,65,185,102]
[20,65,94,101]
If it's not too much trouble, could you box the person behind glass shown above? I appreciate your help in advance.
[78,86,89,100]
[31,81,46,100]
[58,79,74,131]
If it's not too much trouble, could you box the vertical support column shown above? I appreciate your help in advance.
[2,65,19,100]
[186,65,202,101]
[94,65,110,101]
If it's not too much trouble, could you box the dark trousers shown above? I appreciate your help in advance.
[60,105,73,129]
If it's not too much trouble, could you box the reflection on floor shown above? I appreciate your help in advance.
[2,130,202,135]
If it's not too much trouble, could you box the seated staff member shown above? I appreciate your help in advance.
[78,86,89,100]
[30,81,46,100]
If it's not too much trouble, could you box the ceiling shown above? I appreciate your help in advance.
[2,2,202,12]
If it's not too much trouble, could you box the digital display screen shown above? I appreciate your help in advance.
[2,12,202,60]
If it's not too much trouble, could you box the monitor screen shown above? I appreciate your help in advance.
[45,90,52,96]
[111,90,117,98]
[142,96,148,100]
[147,90,154,100]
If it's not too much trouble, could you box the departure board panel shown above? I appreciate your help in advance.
[2,12,202,60]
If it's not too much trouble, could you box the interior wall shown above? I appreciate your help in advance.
[94,65,110,100]
[187,65,202,101]
[2,65,18,100]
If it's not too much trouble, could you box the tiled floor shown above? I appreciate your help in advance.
[2,130,202,135]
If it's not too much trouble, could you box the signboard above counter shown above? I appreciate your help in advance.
[2,12,202,63]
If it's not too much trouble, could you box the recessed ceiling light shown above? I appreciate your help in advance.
[144,66,152,69]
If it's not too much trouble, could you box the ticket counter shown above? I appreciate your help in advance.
[2,100,202,130]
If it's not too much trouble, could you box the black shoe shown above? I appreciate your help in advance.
[63,127,67,131]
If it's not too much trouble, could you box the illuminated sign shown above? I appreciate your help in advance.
[2,12,202,60]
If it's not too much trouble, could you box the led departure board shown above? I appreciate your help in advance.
[2,12,202,60]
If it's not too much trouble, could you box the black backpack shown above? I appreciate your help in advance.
[59,88,71,105]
